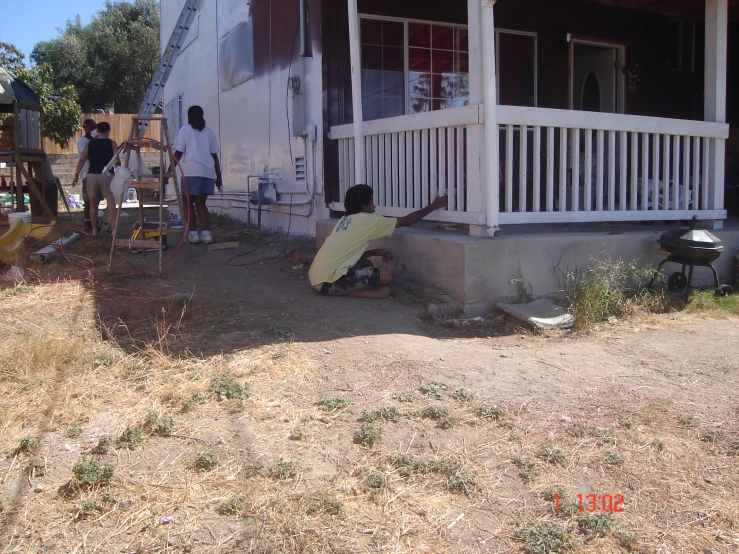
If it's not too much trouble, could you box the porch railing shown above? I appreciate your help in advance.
[329,105,729,227]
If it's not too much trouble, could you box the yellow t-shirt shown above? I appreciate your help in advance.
[309,213,397,286]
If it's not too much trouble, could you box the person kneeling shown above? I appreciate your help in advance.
[308,184,447,298]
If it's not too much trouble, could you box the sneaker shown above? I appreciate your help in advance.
[200,230,213,244]
[188,231,201,244]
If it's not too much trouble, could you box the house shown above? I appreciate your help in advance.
[161,0,739,310]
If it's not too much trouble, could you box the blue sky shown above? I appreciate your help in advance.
[1,0,111,62]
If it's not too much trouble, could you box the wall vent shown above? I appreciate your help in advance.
[295,157,307,188]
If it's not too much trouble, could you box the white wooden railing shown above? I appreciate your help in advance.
[329,105,729,227]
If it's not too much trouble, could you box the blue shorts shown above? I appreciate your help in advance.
[182,176,215,197]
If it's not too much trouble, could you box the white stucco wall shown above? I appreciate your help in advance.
[161,0,327,235]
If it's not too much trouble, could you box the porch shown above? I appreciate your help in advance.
[325,0,735,235]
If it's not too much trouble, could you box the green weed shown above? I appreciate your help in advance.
[183,392,206,410]
[567,423,588,438]
[594,427,616,445]
[194,451,219,472]
[679,413,699,427]
[218,496,245,515]
[305,494,344,517]
[437,416,457,429]
[619,416,637,429]
[391,391,416,403]
[452,389,477,402]
[578,513,615,538]
[211,373,250,400]
[477,404,505,420]
[316,396,350,411]
[361,406,400,423]
[538,443,568,464]
[264,323,294,337]
[67,424,83,437]
[421,406,450,420]
[514,457,539,482]
[354,423,382,448]
[516,523,571,554]
[0,285,34,300]
[700,428,725,443]
[76,499,101,519]
[685,290,739,316]
[72,457,114,487]
[92,435,112,455]
[616,530,641,551]
[604,450,624,466]
[117,426,143,450]
[143,409,175,436]
[365,471,386,489]
[445,472,478,495]
[14,436,40,455]
[271,460,298,480]
[418,381,447,398]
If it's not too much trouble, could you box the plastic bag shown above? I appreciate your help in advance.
[110,166,134,206]
[128,152,152,179]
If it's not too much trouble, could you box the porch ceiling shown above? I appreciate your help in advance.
[584,0,739,21]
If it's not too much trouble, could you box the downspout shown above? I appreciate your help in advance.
[347,0,366,185]
[299,0,309,57]
[481,0,501,237]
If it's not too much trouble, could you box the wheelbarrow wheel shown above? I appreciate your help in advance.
[667,272,687,293]
[714,284,734,297]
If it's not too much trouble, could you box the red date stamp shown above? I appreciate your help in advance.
[555,494,625,513]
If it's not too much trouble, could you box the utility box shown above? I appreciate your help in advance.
[289,58,306,137]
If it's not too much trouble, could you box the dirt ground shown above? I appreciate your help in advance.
[0,212,738,553]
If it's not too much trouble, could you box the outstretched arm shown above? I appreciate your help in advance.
[212,153,222,189]
[396,194,448,228]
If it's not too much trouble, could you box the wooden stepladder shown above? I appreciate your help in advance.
[108,116,189,271]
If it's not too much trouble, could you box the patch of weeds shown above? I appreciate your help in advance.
[101,491,117,504]
[72,457,114,487]
[388,455,432,476]
[421,405,450,420]
[604,450,624,466]
[418,381,447,398]
[554,255,659,327]
[143,409,175,436]
[271,460,298,480]
[593,427,616,445]
[477,404,505,420]
[272,349,288,360]
[437,416,457,429]
[264,323,294,337]
[28,458,46,477]
[14,436,40,455]
[445,472,478,495]
[542,487,577,518]
[538,442,568,464]
[727,439,739,456]
[183,392,206,411]
[0,284,34,300]
[516,523,571,554]
[67,424,83,438]
[242,462,265,478]
[433,457,464,476]
[391,391,416,403]
[218,496,245,515]
[306,494,344,517]
[567,423,588,438]
[700,428,725,443]
[194,451,219,472]
[77,499,101,519]
[616,530,640,551]
[117,426,143,450]
[92,435,112,455]
[452,388,477,402]
[354,423,382,448]
[211,373,250,400]
[650,439,665,452]
[619,416,637,429]
[578,513,615,538]
[685,289,739,316]
[514,457,539,482]
[678,413,698,427]
[365,471,387,489]
[316,396,350,411]
[93,354,116,367]
[361,406,400,423]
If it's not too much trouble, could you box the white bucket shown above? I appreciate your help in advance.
[168,204,183,229]
[8,211,32,224]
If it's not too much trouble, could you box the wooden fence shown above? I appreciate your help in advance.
[42,114,163,154]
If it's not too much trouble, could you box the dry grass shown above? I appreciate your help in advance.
[0,281,737,553]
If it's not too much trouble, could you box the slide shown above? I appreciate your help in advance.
[0,219,61,263]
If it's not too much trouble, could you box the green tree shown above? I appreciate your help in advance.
[33,0,160,113]
[0,42,81,148]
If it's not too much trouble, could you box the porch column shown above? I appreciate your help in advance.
[347,0,366,185]
[481,0,501,237]
[466,0,485,235]
[705,0,728,228]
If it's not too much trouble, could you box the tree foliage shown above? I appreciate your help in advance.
[0,42,81,148]
[33,0,160,113]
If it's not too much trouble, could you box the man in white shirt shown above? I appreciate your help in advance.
[76,119,97,232]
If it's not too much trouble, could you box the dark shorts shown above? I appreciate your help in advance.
[313,259,380,296]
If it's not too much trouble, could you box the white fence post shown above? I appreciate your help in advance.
[347,0,365,185]
[481,0,500,237]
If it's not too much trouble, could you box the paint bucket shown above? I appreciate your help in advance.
[8,211,32,224]
[168,204,183,229]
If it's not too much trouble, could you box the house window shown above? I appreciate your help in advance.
[668,20,695,73]
[360,17,537,120]
[407,23,469,113]
[361,19,405,121]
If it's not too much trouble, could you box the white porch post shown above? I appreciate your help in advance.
[347,0,366,185]
[705,0,728,228]
[481,0,501,237]
[466,0,485,235]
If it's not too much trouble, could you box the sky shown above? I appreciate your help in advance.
[0,0,111,62]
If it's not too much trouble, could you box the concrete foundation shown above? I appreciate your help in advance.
[316,218,739,315]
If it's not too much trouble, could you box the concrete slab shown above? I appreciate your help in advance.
[497,299,574,330]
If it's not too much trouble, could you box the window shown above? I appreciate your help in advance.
[668,20,695,73]
[360,17,537,120]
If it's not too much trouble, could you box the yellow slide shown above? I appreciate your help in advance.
[0,219,62,263]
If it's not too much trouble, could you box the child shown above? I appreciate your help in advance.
[309,184,447,298]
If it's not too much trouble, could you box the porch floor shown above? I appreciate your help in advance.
[316,217,739,315]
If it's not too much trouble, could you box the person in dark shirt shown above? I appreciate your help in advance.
[73,122,120,237]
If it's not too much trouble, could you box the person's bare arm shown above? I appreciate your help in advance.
[111,140,121,166]
[396,195,448,228]
[72,144,89,184]
[212,153,222,189]
[361,249,393,262]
